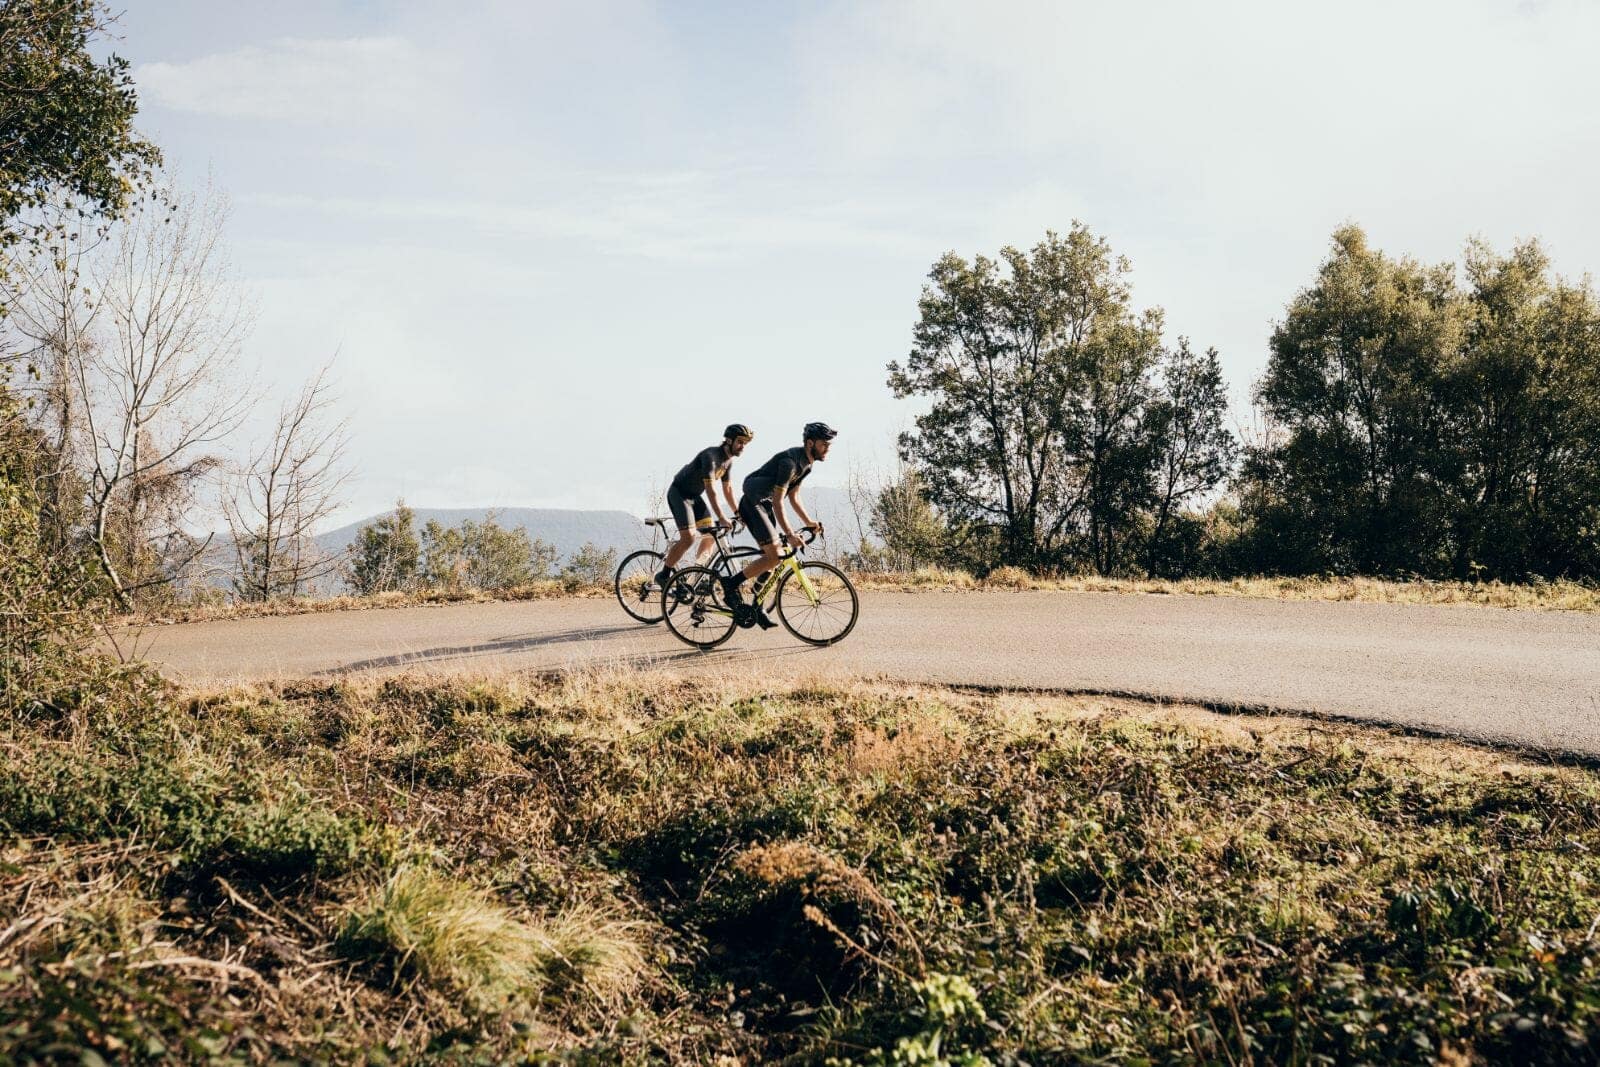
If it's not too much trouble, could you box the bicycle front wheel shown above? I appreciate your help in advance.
[662,565,738,649]
[615,549,665,624]
[775,561,859,645]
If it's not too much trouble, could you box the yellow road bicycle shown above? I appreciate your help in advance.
[660,528,859,649]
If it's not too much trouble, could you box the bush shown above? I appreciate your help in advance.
[420,514,559,592]
[0,748,376,883]
[347,500,420,594]
[561,541,616,588]
[0,387,108,719]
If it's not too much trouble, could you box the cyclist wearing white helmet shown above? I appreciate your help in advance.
[655,424,753,585]
[720,421,836,626]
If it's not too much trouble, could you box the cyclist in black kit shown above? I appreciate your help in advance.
[720,421,835,627]
[655,424,753,585]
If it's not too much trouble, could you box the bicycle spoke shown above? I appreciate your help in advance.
[776,562,859,645]
[662,566,738,649]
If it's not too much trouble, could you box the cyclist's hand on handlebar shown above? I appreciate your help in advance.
[786,531,806,552]
[812,521,825,538]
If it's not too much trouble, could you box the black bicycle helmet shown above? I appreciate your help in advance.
[724,423,753,441]
[803,421,837,441]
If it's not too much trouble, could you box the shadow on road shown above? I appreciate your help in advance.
[319,623,647,675]
[317,623,831,676]
[579,643,826,674]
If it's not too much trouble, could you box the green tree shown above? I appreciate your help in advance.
[1444,240,1600,579]
[1245,225,1461,575]
[0,0,159,249]
[1243,225,1600,581]
[890,224,1225,574]
[0,0,156,659]
[890,227,1122,568]
[1077,308,1168,574]
[348,501,420,596]
[1143,341,1237,576]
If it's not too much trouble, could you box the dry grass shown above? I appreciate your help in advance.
[338,864,646,1016]
[125,569,1600,629]
[852,567,1600,611]
[10,665,1600,1062]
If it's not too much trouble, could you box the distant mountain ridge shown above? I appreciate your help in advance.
[316,487,863,572]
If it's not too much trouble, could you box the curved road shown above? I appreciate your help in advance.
[138,590,1600,756]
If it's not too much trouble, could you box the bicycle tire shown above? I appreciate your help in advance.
[662,565,739,649]
[614,549,665,624]
[776,560,859,645]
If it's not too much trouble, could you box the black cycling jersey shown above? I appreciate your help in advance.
[670,444,733,498]
[742,446,812,500]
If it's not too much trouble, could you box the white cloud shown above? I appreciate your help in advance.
[793,0,1600,191]
[137,36,432,123]
[237,174,942,262]
[134,1,1600,516]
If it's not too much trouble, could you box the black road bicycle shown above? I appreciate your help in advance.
[613,518,760,624]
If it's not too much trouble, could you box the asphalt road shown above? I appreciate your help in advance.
[137,590,1600,755]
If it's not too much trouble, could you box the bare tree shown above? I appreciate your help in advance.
[844,459,878,553]
[0,196,108,544]
[224,364,351,601]
[68,178,253,607]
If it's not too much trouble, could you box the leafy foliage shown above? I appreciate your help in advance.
[0,383,105,716]
[419,512,559,591]
[890,225,1234,574]
[347,499,421,594]
[561,540,617,588]
[853,469,949,573]
[0,0,160,248]
[1244,225,1600,580]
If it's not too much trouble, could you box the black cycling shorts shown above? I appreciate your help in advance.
[667,485,712,532]
[738,495,778,545]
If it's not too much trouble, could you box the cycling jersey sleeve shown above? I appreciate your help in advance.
[769,454,799,494]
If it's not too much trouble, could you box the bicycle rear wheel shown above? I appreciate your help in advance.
[775,561,859,645]
[614,549,665,624]
[662,565,738,649]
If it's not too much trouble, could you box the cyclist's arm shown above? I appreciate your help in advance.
[703,478,730,526]
[786,485,817,533]
[720,477,737,526]
[770,487,803,546]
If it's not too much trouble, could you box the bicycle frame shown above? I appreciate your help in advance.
[760,552,821,606]
[693,541,820,621]
[638,517,745,566]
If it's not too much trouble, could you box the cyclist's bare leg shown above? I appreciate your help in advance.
[694,532,717,565]
[661,526,697,570]
[741,541,783,581]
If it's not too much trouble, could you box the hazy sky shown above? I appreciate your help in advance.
[115,0,1600,523]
